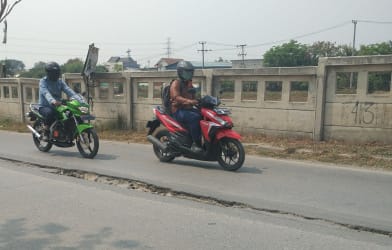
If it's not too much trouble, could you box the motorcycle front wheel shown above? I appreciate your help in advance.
[152,129,175,162]
[218,138,245,171]
[76,128,99,159]
[32,120,53,152]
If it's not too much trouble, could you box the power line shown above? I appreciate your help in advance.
[248,21,352,48]
[208,41,236,47]
[2,19,391,66]
[0,49,83,57]
[204,21,354,52]
[8,36,166,46]
[172,43,198,52]
[357,20,392,24]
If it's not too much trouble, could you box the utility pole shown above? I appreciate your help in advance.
[198,41,211,69]
[2,20,7,44]
[2,20,7,77]
[237,44,247,68]
[126,48,131,58]
[166,37,172,58]
[352,20,357,56]
[350,20,358,88]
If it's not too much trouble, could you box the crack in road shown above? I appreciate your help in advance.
[1,156,391,238]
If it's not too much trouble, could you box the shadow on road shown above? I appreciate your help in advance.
[0,218,142,249]
[171,159,263,174]
[47,150,117,160]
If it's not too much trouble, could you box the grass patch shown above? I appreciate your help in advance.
[0,118,27,132]
[242,133,392,170]
[98,129,148,143]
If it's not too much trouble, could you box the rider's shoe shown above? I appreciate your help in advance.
[41,134,49,142]
[191,143,203,153]
[41,125,50,142]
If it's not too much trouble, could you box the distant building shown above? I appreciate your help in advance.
[190,61,232,69]
[231,59,264,68]
[105,56,140,72]
[155,58,183,71]
[156,59,232,70]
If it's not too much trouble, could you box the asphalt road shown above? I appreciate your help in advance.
[2,160,392,249]
[1,130,392,249]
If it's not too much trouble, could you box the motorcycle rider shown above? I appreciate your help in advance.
[38,61,83,140]
[170,60,202,153]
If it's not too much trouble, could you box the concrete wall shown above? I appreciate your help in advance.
[320,56,392,143]
[1,55,391,143]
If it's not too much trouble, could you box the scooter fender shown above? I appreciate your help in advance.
[215,129,241,141]
[76,123,94,134]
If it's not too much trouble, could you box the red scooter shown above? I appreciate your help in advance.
[146,95,245,171]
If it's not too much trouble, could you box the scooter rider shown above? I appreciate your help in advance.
[38,61,83,140]
[170,60,202,153]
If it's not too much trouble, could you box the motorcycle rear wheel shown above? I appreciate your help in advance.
[153,129,175,162]
[218,138,245,171]
[76,128,99,159]
[32,120,53,152]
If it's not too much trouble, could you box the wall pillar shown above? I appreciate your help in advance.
[125,74,133,129]
[18,78,25,123]
[313,58,328,141]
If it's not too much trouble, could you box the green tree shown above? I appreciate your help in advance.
[113,63,123,72]
[19,61,46,78]
[335,44,354,57]
[0,59,25,76]
[358,41,392,56]
[95,64,109,73]
[61,58,84,73]
[263,40,357,67]
[263,40,312,67]
[307,41,353,65]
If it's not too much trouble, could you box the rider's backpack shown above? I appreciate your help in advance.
[161,80,174,112]
[161,79,183,113]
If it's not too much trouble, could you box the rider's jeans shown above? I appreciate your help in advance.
[172,109,202,145]
[39,106,56,126]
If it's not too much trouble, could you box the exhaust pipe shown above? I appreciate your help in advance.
[27,125,41,139]
[147,135,168,152]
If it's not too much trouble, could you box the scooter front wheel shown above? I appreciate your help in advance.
[218,138,245,171]
[153,129,175,162]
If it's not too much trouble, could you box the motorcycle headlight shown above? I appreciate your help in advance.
[78,106,89,114]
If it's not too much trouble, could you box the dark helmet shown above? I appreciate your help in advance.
[177,60,194,81]
[45,61,61,81]
[200,95,220,108]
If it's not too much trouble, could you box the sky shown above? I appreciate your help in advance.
[1,0,391,69]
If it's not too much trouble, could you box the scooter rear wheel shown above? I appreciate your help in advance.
[218,138,245,171]
[153,129,175,162]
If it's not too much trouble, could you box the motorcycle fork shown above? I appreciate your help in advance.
[72,115,86,144]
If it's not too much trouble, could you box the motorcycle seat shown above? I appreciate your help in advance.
[30,104,43,113]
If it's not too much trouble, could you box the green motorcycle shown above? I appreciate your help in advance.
[26,97,99,158]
